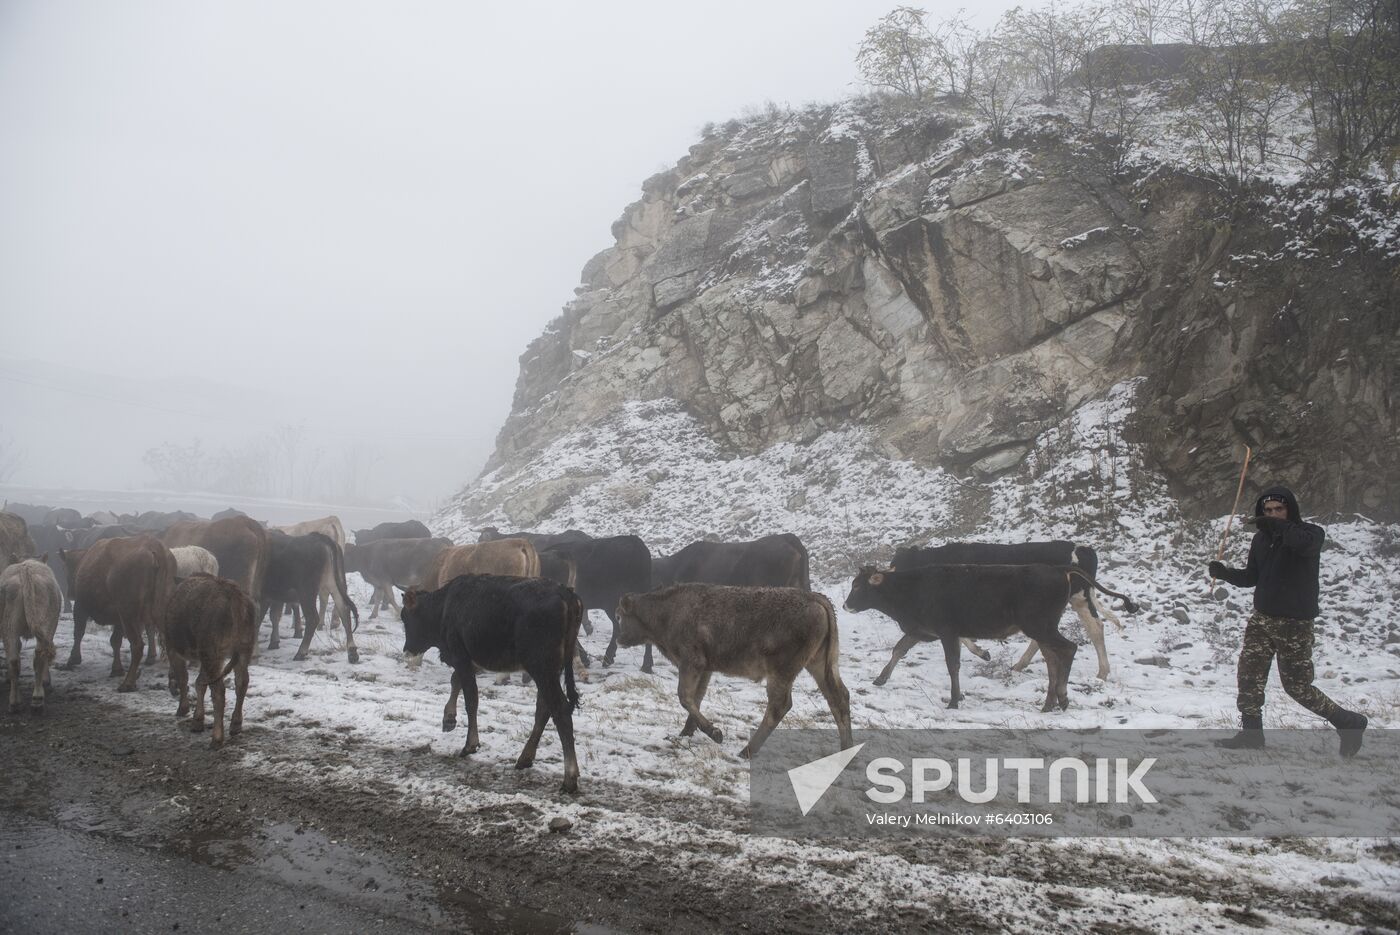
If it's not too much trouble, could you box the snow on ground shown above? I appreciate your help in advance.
[29,381,1399,929]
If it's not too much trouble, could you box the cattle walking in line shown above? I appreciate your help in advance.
[0,512,37,566]
[59,536,178,691]
[1,557,62,713]
[614,584,853,758]
[260,531,360,663]
[845,564,1137,713]
[170,545,219,580]
[344,537,453,619]
[355,519,432,544]
[160,516,269,606]
[892,541,1126,679]
[423,539,540,590]
[652,533,811,591]
[164,574,258,748]
[400,575,583,793]
[542,535,652,672]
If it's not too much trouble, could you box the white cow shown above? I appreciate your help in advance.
[170,545,219,579]
[1,557,62,713]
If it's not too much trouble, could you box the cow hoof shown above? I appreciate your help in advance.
[601,656,614,668]
[190,721,205,733]
[709,728,724,744]
[292,652,307,662]
[59,661,80,672]
[28,701,44,715]
[267,641,280,651]
[230,720,242,736]
[640,664,653,674]
[117,683,136,694]
[442,719,457,733]
[1058,700,1070,711]
[1096,670,1110,681]
[347,648,360,665]
[1010,663,1027,672]
[1040,703,1056,714]
[514,757,534,770]
[872,676,888,687]
[738,744,753,759]
[458,743,478,757]
[175,706,189,718]
[561,781,579,795]
[210,737,224,750]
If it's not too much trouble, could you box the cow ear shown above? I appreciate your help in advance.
[869,572,884,586]
[39,553,48,564]
[401,588,416,609]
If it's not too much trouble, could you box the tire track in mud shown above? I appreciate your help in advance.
[2,683,1397,934]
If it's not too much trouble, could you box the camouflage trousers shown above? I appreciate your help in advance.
[1235,611,1343,721]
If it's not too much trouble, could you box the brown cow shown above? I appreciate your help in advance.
[160,517,268,603]
[0,512,37,564]
[425,539,540,590]
[164,574,258,748]
[614,585,854,758]
[59,536,177,691]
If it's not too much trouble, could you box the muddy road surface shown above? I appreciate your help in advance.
[3,669,1399,933]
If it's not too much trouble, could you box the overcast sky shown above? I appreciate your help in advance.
[0,1,1012,508]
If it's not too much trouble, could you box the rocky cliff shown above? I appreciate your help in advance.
[453,95,1398,541]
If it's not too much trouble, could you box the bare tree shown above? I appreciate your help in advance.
[930,9,983,97]
[1002,1,1104,104]
[1277,0,1400,178]
[269,423,305,499]
[856,6,940,99]
[1169,0,1224,41]
[966,27,1032,140]
[337,444,382,504]
[142,440,209,491]
[1115,0,1181,42]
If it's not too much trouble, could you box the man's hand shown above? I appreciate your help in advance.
[1208,560,1227,579]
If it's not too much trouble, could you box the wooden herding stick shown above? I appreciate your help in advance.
[1209,445,1253,593]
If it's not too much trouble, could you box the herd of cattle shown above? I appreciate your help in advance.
[0,503,1138,793]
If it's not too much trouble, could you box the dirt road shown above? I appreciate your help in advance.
[3,673,1398,933]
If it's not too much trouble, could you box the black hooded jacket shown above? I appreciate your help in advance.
[1215,485,1325,619]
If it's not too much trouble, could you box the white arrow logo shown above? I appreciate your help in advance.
[787,743,865,816]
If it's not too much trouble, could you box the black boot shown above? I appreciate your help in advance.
[1329,710,1368,758]
[1214,714,1265,750]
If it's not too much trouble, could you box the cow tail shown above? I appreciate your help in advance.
[800,540,812,593]
[817,594,841,687]
[562,592,582,713]
[331,541,359,633]
[1064,567,1138,614]
[24,579,58,668]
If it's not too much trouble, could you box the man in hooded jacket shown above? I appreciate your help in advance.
[1209,485,1368,757]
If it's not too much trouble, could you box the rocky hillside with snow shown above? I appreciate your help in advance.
[445,85,1398,549]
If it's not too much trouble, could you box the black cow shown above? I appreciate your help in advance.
[260,531,360,664]
[478,527,591,549]
[130,510,201,532]
[354,519,432,545]
[654,534,810,590]
[28,524,75,612]
[44,508,90,529]
[892,541,1124,679]
[543,536,653,671]
[400,575,582,793]
[70,524,147,549]
[844,564,1137,712]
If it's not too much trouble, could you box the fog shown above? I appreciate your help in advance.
[0,1,1011,513]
